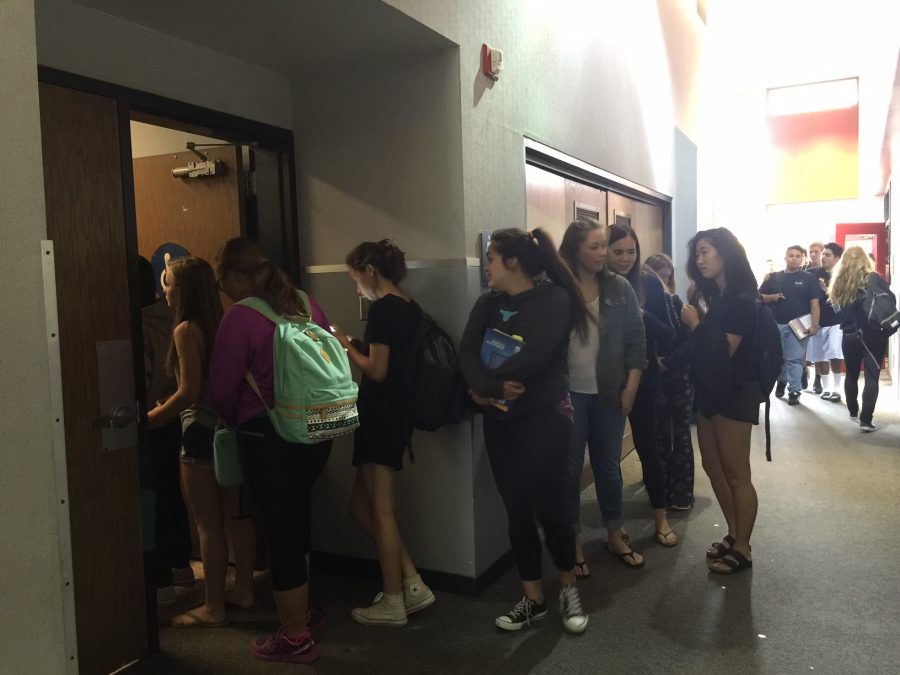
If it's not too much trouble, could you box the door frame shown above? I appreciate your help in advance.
[37,66,299,655]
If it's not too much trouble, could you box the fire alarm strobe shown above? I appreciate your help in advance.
[482,43,503,81]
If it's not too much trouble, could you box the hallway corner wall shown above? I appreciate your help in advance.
[0,2,69,673]
[292,48,482,578]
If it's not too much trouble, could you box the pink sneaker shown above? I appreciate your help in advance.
[251,628,319,664]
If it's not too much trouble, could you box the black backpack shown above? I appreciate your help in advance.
[754,301,783,461]
[404,308,465,432]
[862,275,900,336]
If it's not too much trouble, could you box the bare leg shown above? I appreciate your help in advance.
[522,578,544,603]
[815,361,831,376]
[349,469,418,581]
[274,585,308,638]
[709,414,756,567]
[175,463,227,625]
[222,487,256,608]
[574,534,589,576]
[697,415,735,536]
[358,464,411,595]
[607,528,643,566]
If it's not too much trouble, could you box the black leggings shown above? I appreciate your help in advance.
[147,422,191,586]
[628,373,668,510]
[484,408,575,581]
[842,330,887,424]
[236,415,331,591]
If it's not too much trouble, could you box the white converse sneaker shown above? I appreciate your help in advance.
[402,574,435,615]
[558,583,588,634]
[351,591,408,627]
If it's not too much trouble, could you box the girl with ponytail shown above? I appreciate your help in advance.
[209,238,332,664]
[330,238,436,629]
[459,227,589,635]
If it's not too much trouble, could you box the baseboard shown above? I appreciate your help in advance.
[309,549,515,597]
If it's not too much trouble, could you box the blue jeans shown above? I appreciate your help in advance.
[778,324,809,393]
[568,392,628,531]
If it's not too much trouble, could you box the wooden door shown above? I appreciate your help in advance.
[39,83,147,674]
[133,146,244,272]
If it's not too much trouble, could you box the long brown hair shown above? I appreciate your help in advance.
[164,257,223,376]
[216,238,309,320]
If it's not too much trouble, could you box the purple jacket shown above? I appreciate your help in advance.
[209,294,329,426]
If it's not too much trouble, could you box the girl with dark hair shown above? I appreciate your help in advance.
[607,224,678,547]
[559,219,648,575]
[645,252,696,511]
[147,256,256,629]
[681,227,760,575]
[459,227,589,635]
[209,239,332,663]
[331,239,435,628]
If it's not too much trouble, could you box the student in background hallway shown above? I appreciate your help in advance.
[139,256,194,606]
[460,228,589,634]
[807,243,844,402]
[210,239,332,663]
[559,219,647,576]
[802,241,825,392]
[607,224,678,547]
[148,257,256,628]
[681,228,760,575]
[804,241,823,271]
[759,245,820,406]
[645,253,696,511]
[332,240,435,628]
[828,246,891,432]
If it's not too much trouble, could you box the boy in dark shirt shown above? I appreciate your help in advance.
[759,245,820,405]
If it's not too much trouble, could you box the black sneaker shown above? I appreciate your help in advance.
[495,596,547,631]
[813,375,823,394]
[860,420,877,433]
[788,391,801,406]
[775,382,786,398]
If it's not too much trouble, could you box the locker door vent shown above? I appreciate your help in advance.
[614,210,633,228]
[574,201,601,222]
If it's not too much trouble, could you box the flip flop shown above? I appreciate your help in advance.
[706,535,735,559]
[709,549,753,575]
[574,561,591,579]
[656,530,678,547]
[605,543,645,569]
[171,609,230,629]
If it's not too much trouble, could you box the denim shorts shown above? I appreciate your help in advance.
[180,422,215,464]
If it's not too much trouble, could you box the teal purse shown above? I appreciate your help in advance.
[213,425,243,488]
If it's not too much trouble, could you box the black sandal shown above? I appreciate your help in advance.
[574,561,590,579]
[706,535,735,559]
[709,549,753,575]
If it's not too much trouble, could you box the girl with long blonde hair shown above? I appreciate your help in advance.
[828,246,890,431]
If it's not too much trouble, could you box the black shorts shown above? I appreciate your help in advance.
[699,381,761,425]
[352,393,411,471]
[180,422,215,464]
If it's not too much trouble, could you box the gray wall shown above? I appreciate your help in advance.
[673,127,698,297]
[0,1,68,673]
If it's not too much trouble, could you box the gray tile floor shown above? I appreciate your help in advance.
[133,384,900,674]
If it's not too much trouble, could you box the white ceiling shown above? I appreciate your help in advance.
[72,0,455,76]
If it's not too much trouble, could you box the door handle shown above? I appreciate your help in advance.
[96,404,137,429]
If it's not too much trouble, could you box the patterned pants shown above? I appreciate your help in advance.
[656,369,695,508]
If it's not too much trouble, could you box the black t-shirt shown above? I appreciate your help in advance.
[759,270,819,323]
[808,267,837,326]
[702,290,757,384]
[359,294,421,401]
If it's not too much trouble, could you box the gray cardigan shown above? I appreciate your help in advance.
[578,273,647,407]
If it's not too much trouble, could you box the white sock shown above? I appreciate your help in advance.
[832,372,843,391]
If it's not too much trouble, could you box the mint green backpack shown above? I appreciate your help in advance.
[238,295,359,444]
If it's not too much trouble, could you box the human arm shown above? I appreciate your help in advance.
[758,273,784,304]
[331,324,389,383]
[147,322,203,427]
[620,368,641,415]
[808,298,820,336]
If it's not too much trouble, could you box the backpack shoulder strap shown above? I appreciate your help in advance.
[237,296,285,325]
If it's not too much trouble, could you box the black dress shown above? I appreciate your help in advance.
[352,294,420,471]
